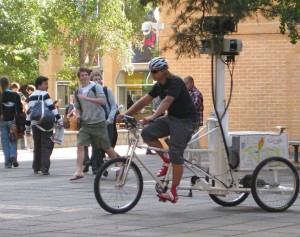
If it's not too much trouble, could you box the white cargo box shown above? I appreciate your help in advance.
[228,132,289,170]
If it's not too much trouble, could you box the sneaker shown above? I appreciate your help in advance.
[33,168,40,174]
[98,170,109,179]
[83,162,90,173]
[42,171,50,175]
[102,170,108,177]
[92,167,100,175]
[157,163,169,177]
[34,169,40,174]
[157,192,178,203]
[11,157,19,168]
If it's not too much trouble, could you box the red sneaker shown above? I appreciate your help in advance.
[157,163,169,177]
[157,192,178,203]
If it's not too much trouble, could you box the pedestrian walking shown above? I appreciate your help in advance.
[26,76,63,175]
[0,76,23,168]
[11,82,27,149]
[70,68,121,181]
[83,71,119,174]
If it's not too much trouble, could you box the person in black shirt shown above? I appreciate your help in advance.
[119,57,197,203]
[0,76,23,168]
[11,82,27,150]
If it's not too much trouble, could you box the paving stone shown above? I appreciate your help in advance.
[0,146,299,236]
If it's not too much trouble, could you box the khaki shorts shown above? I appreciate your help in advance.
[77,121,111,151]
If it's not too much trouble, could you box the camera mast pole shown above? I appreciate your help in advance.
[214,54,228,140]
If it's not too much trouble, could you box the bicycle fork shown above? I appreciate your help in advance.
[115,139,138,185]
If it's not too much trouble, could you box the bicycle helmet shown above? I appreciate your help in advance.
[149,57,168,70]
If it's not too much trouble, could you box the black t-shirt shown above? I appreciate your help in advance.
[148,75,197,121]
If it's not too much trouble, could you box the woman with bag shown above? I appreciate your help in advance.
[0,76,23,168]
[65,95,78,131]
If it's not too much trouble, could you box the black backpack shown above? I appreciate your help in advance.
[0,92,26,133]
[102,86,120,121]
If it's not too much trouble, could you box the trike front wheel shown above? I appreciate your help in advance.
[251,157,299,212]
[94,158,143,214]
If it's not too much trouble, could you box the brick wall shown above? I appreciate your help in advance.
[159,10,300,140]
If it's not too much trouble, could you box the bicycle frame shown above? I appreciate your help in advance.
[94,116,298,214]
[120,117,251,196]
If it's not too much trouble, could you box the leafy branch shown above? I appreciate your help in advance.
[141,0,300,57]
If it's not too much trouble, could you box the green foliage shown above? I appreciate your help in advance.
[143,0,300,57]
[45,0,145,81]
[0,0,48,83]
[0,0,147,84]
[124,0,152,32]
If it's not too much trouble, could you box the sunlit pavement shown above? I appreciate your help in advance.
[0,146,299,237]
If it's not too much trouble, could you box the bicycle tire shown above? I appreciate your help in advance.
[94,158,143,214]
[251,156,299,212]
[209,192,249,207]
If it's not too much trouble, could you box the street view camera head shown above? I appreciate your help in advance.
[200,16,242,56]
[202,16,237,34]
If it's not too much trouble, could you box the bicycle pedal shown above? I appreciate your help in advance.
[158,198,166,203]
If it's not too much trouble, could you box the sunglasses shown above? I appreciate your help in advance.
[151,69,160,74]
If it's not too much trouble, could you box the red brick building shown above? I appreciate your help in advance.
[159,10,300,140]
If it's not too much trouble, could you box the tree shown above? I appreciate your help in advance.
[0,0,148,84]
[0,0,49,83]
[141,0,300,57]
[45,0,148,83]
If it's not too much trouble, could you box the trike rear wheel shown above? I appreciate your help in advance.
[251,157,299,212]
[94,158,143,214]
[209,192,249,207]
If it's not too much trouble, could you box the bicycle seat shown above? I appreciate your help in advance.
[276,126,287,134]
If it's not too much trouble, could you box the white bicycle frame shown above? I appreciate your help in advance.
[122,116,252,196]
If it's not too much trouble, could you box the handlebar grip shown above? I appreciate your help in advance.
[121,115,138,129]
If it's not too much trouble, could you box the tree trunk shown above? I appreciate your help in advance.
[78,0,87,67]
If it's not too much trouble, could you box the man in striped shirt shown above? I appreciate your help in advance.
[26,76,63,175]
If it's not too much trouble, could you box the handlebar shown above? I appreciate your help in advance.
[121,115,138,129]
